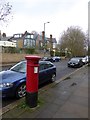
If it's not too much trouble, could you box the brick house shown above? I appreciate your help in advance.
[10,31,36,48]
[35,32,57,52]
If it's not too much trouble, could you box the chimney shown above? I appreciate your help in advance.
[42,31,45,42]
[50,34,53,50]
[2,33,6,37]
[50,34,52,41]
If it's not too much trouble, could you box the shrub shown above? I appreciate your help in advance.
[55,51,60,56]
[2,47,36,54]
[23,48,35,54]
[50,50,54,57]
[4,47,19,53]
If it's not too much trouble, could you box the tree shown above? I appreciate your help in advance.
[0,0,12,23]
[59,26,86,57]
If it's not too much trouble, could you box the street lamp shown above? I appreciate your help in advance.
[43,22,50,56]
[44,22,50,33]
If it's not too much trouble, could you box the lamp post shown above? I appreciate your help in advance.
[43,22,50,56]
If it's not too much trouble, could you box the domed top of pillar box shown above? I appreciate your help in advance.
[25,55,41,61]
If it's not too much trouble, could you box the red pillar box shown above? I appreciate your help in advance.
[25,55,41,108]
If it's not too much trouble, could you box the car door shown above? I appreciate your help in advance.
[39,62,55,84]
[39,63,48,85]
[79,59,83,67]
[43,63,52,81]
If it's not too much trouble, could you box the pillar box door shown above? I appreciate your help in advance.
[25,55,41,108]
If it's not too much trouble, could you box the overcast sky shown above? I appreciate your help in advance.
[1,0,89,41]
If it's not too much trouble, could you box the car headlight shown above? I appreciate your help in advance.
[83,60,85,62]
[0,83,13,88]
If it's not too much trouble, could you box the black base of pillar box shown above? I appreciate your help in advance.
[26,92,38,108]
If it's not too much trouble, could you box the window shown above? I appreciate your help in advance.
[31,35,33,39]
[48,63,53,68]
[39,64,45,71]
[24,39,27,46]
[10,61,26,73]
[44,63,53,69]
[24,38,35,48]
[25,35,31,39]
[14,34,22,38]
[39,63,53,71]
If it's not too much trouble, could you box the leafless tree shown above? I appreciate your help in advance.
[0,0,12,23]
[59,26,86,57]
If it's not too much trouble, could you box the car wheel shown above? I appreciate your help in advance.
[67,65,70,67]
[51,74,56,82]
[16,83,26,98]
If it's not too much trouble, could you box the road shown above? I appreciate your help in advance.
[55,59,76,80]
[2,59,77,107]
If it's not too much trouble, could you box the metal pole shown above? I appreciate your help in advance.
[43,22,50,57]
[44,23,45,34]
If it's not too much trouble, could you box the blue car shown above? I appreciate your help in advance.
[0,61,56,98]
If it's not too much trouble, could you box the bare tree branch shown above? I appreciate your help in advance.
[0,1,12,23]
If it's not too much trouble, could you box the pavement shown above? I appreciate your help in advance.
[1,65,89,119]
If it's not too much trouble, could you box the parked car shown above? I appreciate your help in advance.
[41,57,53,62]
[52,56,61,62]
[0,61,56,98]
[81,56,88,65]
[40,57,48,61]
[67,57,83,68]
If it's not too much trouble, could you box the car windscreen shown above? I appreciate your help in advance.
[10,61,26,73]
[70,58,79,62]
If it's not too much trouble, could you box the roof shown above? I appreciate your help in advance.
[1,36,12,41]
[11,31,34,41]
[35,34,57,43]
[48,37,57,43]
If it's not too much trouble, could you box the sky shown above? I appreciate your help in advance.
[0,0,89,41]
